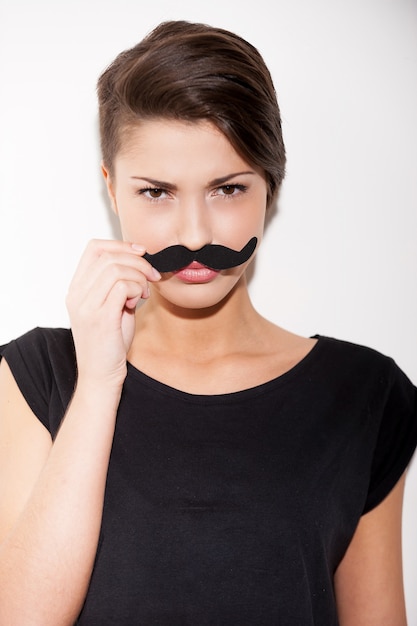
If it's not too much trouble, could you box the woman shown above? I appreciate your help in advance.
[0,20,416,625]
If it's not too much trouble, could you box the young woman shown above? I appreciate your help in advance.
[0,20,416,625]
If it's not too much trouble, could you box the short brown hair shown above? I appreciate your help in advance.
[97,20,286,206]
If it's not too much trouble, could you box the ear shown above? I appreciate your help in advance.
[101,162,118,214]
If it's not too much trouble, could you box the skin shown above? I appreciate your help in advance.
[103,119,316,393]
[0,118,408,624]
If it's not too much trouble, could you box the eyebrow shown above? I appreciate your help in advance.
[130,171,255,190]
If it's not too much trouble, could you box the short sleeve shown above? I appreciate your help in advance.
[363,358,417,514]
[0,327,77,438]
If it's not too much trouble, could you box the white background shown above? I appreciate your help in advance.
[1,0,416,620]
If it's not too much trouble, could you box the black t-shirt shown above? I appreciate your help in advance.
[1,328,416,625]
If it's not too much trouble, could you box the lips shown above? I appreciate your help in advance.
[173,261,220,283]
[176,261,209,271]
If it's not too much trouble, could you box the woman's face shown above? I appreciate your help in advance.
[103,119,268,310]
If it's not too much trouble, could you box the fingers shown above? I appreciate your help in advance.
[84,261,151,308]
[73,239,160,282]
[67,239,160,313]
[66,239,161,386]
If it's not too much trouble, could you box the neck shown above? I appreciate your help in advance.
[133,278,262,361]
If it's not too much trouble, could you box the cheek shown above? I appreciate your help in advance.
[115,189,266,249]
[213,206,265,246]
[117,205,173,248]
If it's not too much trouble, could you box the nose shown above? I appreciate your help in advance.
[176,196,212,251]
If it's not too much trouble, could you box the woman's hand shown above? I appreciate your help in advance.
[0,239,159,622]
[66,239,160,390]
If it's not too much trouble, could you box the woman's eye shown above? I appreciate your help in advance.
[217,184,247,197]
[147,188,164,199]
[221,185,237,195]
[138,187,167,200]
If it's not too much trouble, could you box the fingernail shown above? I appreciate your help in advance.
[132,243,146,253]
[152,267,161,280]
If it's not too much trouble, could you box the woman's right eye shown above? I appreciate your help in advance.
[137,187,167,200]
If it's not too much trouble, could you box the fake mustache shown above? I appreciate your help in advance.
[143,236,258,273]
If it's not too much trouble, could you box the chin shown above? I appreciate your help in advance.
[154,278,241,312]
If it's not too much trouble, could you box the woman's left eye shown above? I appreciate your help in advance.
[216,184,247,197]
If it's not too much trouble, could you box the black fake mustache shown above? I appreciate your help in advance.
[143,236,258,273]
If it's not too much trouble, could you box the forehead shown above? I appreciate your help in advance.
[115,118,251,179]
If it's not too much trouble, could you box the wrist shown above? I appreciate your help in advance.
[72,377,124,413]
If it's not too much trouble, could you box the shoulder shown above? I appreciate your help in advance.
[313,335,416,514]
[314,334,393,368]
[0,328,77,437]
[1,326,75,371]
[2,326,73,348]
[312,334,410,390]
[307,336,417,443]
[1,326,76,389]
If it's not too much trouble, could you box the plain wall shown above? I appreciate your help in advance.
[1,0,416,620]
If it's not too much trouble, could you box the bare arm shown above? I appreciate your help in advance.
[334,473,407,626]
[0,358,121,624]
[0,360,52,543]
[0,240,160,625]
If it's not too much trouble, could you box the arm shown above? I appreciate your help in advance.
[0,240,160,625]
[0,359,52,543]
[334,473,407,626]
[0,358,121,625]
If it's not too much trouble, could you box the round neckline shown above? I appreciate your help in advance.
[126,334,326,403]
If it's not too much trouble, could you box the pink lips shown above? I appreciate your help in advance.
[173,261,220,283]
